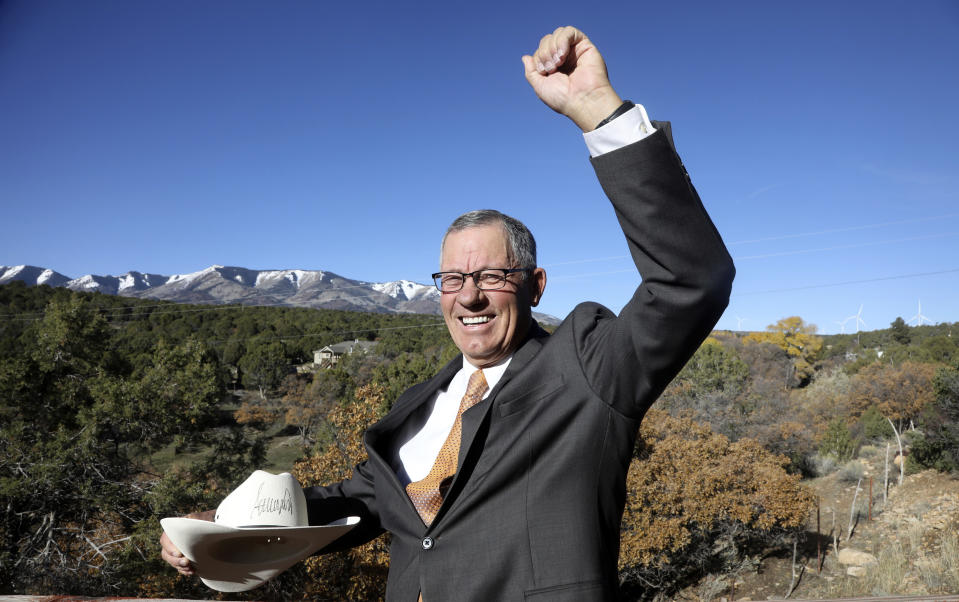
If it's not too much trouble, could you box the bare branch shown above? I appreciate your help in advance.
[888,417,905,486]
[784,536,803,599]
[846,479,862,541]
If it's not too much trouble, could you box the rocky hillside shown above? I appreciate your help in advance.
[706,448,959,601]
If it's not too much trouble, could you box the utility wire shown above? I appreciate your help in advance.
[206,321,448,347]
[540,211,959,266]
[726,211,959,246]
[732,231,959,261]
[733,267,959,296]
[0,287,440,321]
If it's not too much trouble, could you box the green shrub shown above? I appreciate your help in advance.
[819,418,857,461]
[913,361,959,472]
[859,405,894,441]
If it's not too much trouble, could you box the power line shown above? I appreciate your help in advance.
[548,269,635,282]
[725,211,959,246]
[542,211,959,266]
[733,267,959,296]
[0,286,440,321]
[207,321,448,347]
[543,255,630,268]
[732,232,959,261]
[0,298,446,349]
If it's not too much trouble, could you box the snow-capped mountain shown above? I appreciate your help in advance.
[0,265,71,288]
[1,264,561,324]
[1,264,440,315]
[371,279,436,302]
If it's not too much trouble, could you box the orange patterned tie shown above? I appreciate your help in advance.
[406,369,488,526]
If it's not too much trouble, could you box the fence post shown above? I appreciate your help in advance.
[817,497,822,573]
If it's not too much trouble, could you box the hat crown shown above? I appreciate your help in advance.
[215,470,308,528]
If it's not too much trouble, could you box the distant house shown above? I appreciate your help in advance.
[313,339,379,368]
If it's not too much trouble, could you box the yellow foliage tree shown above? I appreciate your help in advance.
[291,383,391,601]
[745,316,822,385]
[619,409,814,596]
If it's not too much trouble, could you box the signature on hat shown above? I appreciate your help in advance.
[250,483,295,522]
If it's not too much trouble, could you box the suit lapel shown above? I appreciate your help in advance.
[456,324,550,470]
[361,324,550,528]
[363,357,461,489]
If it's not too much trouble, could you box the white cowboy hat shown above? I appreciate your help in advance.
[161,470,359,592]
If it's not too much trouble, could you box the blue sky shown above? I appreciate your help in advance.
[2,0,957,334]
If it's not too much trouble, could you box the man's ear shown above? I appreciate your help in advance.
[529,268,547,307]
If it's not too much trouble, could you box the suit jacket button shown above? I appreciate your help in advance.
[422,537,434,550]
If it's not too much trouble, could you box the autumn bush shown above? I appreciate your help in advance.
[619,409,814,599]
[847,361,936,429]
[291,383,391,601]
[234,398,280,428]
[288,387,816,600]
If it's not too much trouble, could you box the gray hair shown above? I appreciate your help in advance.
[441,210,537,270]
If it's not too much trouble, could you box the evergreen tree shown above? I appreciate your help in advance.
[239,341,290,398]
[913,359,959,472]
[0,294,252,595]
[818,418,856,461]
[890,316,911,345]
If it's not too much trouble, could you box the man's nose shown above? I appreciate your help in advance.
[456,277,485,305]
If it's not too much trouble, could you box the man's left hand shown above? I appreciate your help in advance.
[522,26,623,132]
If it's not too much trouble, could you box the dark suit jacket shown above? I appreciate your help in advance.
[305,122,735,601]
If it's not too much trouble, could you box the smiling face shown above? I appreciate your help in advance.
[440,224,546,368]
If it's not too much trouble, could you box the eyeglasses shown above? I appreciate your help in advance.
[431,268,530,292]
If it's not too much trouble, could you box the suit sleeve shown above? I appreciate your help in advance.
[302,460,386,552]
[576,121,735,419]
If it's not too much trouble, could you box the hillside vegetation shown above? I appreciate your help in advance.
[1,281,956,600]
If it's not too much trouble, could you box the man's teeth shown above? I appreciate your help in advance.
[462,316,490,325]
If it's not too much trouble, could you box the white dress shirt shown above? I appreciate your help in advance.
[396,357,511,484]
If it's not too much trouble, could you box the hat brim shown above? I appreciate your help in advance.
[161,516,360,592]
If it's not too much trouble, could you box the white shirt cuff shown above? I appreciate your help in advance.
[583,104,655,158]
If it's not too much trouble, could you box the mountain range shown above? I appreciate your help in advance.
[0,264,561,324]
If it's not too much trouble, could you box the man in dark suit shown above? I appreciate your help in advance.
[162,25,734,600]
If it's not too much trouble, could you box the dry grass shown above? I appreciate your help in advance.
[907,522,926,551]
[918,531,959,593]
[864,541,909,595]
[695,574,728,602]
[838,459,866,483]
[825,524,959,597]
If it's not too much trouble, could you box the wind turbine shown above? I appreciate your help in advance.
[844,304,866,333]
[835,317,851,334]
[908,299,933,326]
[735,316,747,331]
[843,304,867,345]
